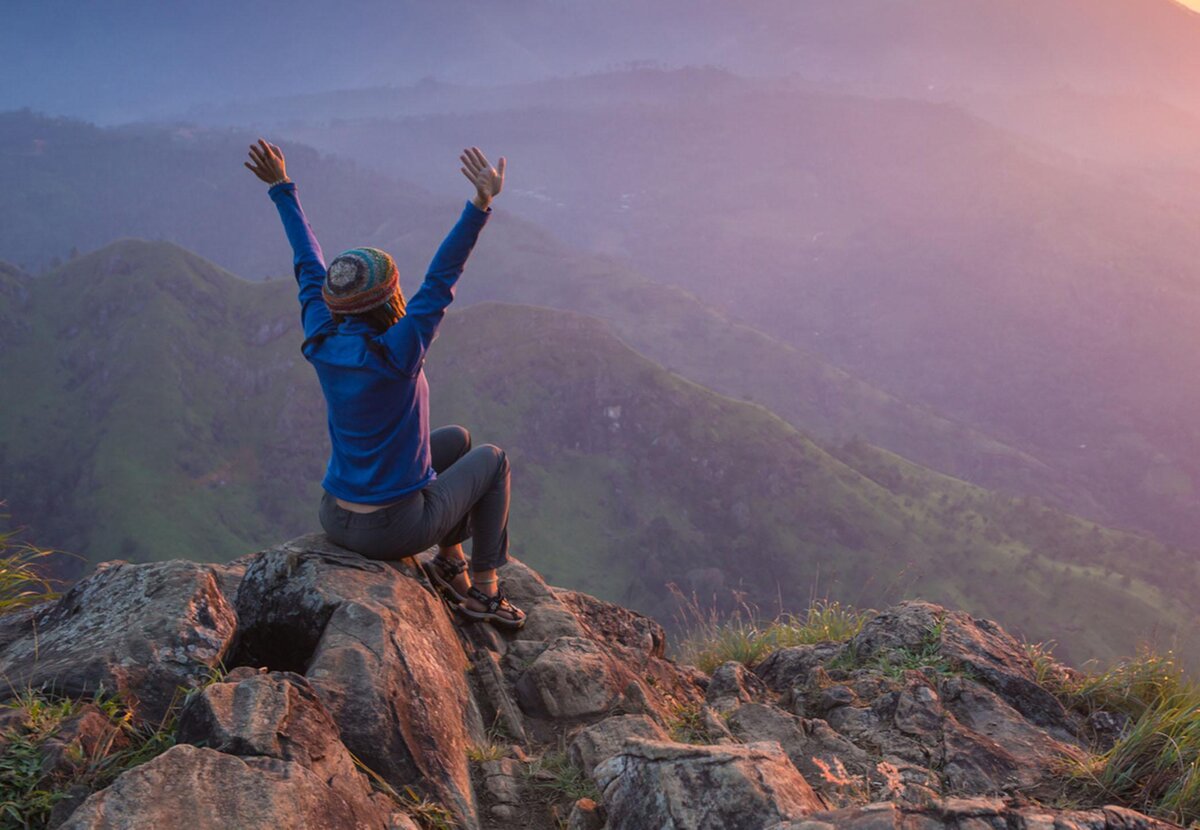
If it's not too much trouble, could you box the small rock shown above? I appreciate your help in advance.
[754,643,845,693]
[479,758,524,804]
[706,661,767,712]
[567,797,605,830]
[818,685,858,712]
[489,804,518,821]
[568,714,669,776]
[1086,710,1130,750]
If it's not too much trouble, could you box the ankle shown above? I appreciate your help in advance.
[473,575,499,596]
[437,545,466,562]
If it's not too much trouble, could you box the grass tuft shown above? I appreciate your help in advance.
[0,686,177,830]
[523,750,600,806]
[670,585,870,674]
[466,744,507,763]
[1027,641,1200,825]
[0,506,69,615]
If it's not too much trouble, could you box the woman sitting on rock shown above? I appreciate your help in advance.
[245,138,525,629]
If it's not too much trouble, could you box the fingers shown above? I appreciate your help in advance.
[460,149,482,176]
[497,156,506,178]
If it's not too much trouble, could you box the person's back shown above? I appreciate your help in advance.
[309,318,435,503]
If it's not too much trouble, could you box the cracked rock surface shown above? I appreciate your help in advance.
[4,539,1185,830]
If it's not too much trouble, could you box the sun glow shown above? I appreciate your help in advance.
[1176,0,1200,11]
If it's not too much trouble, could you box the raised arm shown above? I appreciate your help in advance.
[245,139,334,347]
[380,147,505,375]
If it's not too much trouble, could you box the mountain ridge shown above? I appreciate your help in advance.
[1,238,1196,668]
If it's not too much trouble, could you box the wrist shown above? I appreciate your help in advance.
[471,194,492,212]
[268,176,291,189]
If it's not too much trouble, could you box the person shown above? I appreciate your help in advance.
[245,138,525,629]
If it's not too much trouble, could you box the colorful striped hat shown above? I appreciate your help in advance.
[323,247,399,314]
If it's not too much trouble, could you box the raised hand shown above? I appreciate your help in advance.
[245,139,289,186]
[460,147,505,211]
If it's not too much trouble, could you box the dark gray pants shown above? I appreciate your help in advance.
[318,425,510,571]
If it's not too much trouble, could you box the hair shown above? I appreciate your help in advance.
[332,289,406,332]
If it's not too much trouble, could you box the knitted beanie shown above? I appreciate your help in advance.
[323,247,399,314]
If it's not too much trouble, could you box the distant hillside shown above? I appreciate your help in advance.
[282,78,1200,551]
[0,239,1195,668]
[0,112,1073,525]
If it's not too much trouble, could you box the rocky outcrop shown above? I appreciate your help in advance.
[0,559,239,724]
[1,536,1186,830]
[231,535,483,827]
[769,798,1182,830]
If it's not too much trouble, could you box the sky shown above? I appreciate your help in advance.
[4,0,1200,124]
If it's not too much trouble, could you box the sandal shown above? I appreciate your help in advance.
[458,584,526,630]
[423,554,470,603]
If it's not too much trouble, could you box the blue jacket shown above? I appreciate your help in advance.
[269,181,491,504]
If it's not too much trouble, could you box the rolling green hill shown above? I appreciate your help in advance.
[0,239,1195,669]
[0,111,1083,527]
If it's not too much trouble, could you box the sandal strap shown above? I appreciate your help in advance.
[433,555,468,577]
[467,585,522,617]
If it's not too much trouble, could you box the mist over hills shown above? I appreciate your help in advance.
[254,73,1200,552]
[1,111,1074,515]
[0,238,1196,670]
[7,0,1200,123]
[8,105,1200,562]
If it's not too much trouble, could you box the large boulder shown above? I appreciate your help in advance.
[814,672,1083,798]
[0,560,237,724]
[232,535,481,829]
[176,668,374,815]
[59,743,390,830]
[939,676,1086,795]
[515,636,623,720]
[594,739,825,830]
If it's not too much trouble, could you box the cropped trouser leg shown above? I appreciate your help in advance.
[421,439,511,572]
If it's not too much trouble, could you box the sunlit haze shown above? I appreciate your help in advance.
[5,0,1200,678]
